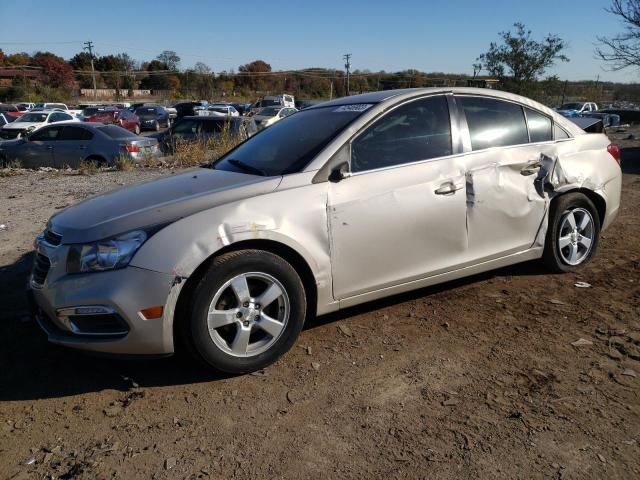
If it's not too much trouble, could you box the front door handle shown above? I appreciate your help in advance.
[435,181,463,195]
[521,161,541,176]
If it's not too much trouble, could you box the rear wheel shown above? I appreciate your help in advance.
[543,193,600,272]
[134,124,140,135]
[154,121,160,132]
[186,250,307,374]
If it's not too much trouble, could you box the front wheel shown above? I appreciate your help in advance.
[186,250,307,374]
[154,121,160,132]
[543,193,600,272]
[134,124,140,135]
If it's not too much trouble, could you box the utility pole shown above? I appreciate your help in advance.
[343,53,351,96]
[83,40,97,100]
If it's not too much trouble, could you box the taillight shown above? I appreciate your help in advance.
[607,144,621,165]
[121,144,140,153]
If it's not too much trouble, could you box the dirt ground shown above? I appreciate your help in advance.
[0,154,638,479]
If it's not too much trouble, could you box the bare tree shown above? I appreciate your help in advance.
[597,1,640,70]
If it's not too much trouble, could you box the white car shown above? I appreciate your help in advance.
[198,104,240,117]
[253,106,297,130]
[0,110,79,139]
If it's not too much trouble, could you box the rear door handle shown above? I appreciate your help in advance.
[435,181,464,195]
[520,161,541,176]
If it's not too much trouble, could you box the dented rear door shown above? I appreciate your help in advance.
[456,95,552,262]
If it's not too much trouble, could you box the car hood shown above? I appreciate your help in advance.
[49,168,282,243]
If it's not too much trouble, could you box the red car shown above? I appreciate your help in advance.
[84,107,141,134]
[0,104,25,119]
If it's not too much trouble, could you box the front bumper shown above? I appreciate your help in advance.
[29,239,179,355]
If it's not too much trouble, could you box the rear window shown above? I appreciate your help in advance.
[97,125,137,138]
[525,108,553,143]
[459,96,529,150]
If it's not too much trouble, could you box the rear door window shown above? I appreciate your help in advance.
[59,126,93,141]
[351,95,452,172]
[459,96,529,150]
[554,124,570,140]
[524,108,553,143]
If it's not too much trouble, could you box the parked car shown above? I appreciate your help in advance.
[0,122,159,168]
[0,110,78,139]
[27,88,621,374]
[556,102,598,117]
[252,106,297,130]
[0,103,23,119]
[230,103,251,116]
[0,112,18,128]
[34,102,69,111]
[16,102,35,111]
[248,95,295,115]
[149,116,256,153]
[134,105,172,131]
[173,101,209,118]
[84,107,141,134]
[198,104,240,117]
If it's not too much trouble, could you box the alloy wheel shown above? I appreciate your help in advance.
[557,207,594,266]
[206,272,290,357]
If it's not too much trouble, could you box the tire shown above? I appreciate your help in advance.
[134,124,140,135]
[154,121,160,132]
[186,250,307,374]
[543,193,601,273]
[166,117,172,128]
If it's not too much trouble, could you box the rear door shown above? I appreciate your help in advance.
[328,95,468,299]
[454,95,553,262]
[54,126,93,168]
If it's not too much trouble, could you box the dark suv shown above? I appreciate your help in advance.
[150,116,256,153]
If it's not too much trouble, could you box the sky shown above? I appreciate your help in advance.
[0,0,638,83]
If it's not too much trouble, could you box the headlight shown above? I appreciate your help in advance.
[67,230,147,273]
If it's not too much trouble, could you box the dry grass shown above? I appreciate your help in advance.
[78,160,98,176]
[115,156,134,171]
[0,159,23,177]
[170,122,243,167]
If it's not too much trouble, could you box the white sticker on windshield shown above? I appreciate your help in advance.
[333,104,373,112]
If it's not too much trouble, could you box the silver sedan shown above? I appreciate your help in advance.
[0,122,159,168]
[29,88,621,374]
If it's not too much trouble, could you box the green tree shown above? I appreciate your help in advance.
[475,22,569,94]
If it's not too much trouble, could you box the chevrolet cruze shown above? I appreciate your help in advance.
[29,88,622,374]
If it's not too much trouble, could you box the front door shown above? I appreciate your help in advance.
[20,125,61,168]
[328,95,468,300]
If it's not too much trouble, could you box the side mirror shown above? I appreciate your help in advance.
[328,161,351,183]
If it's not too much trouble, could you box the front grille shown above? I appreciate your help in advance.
[0,128,24,139]
[31,252,51,287]
[43,229,62,246]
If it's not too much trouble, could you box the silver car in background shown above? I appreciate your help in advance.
[0,122,159,168]
[29,88,621,374]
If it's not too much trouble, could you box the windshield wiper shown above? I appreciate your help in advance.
[227,159,268,176]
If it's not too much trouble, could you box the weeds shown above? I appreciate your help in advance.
[78,160,98,176]
[0,159,23,177]
[115,155,134,171]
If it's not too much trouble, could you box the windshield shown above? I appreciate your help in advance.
[135,107,159,118]
[258,107,280,117]
[560,103,583,110]
[17,113,48,123]
[82,107,100,117]
[212,105,368,176]
[260,99,281,107]
[173,119,200,134]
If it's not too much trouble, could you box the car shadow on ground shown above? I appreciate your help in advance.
[0,248,550,402]
[621,148,640,174]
